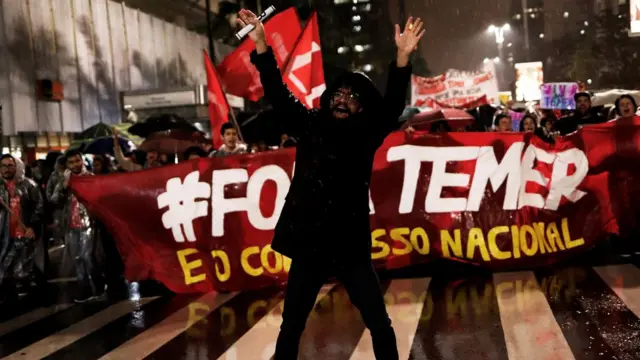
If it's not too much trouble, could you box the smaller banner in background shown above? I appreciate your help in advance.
[411,67,499,108]
[631,0,640,36]
[540,82,579,110]
[499,91,512,106]
[515,62,543,102]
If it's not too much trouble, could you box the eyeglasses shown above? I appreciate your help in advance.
[331,91,360,104]
[0,164,15,169]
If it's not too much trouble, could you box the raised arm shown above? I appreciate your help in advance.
[379,17,425,136]
[238,9,309,117]
[112,129,142,172]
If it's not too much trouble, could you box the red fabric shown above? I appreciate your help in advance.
[404,108,475,131]
[5,181,24,238]
[69,195,83,229]
[204,51,230,149]
[415,95,489,109]
[282,12,325,109]
[71,117,640,294]
[216,8,302,101]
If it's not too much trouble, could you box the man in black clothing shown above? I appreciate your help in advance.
[237,9,424,360]
[556,92,605,135]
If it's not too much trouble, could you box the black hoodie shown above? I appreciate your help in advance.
[250,47,411,264]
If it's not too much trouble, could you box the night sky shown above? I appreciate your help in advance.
[390,0,512,74]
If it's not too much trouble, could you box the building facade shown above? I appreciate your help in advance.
[0,0,210,155]
[317,0,395,88]
[508,0,545,64]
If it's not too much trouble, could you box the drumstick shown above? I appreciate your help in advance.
[235,6,276,40]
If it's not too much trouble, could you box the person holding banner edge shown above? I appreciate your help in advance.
[238,8,424,359]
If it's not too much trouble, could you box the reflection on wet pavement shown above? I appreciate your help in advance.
[0,257,639,359]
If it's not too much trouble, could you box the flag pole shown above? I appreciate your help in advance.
[228,105,244,143]
[205,0,216,62]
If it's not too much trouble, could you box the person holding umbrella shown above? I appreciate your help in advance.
[112,128,161,171]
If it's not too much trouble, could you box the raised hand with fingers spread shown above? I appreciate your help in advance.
[394,17,425,67]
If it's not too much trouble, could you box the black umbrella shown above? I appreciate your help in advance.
[128,113,202,138]
[75,123,115,141]
[84,137,136,155]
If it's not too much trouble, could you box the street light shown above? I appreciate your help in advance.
[488,23,510,44]
[487,24,509,90]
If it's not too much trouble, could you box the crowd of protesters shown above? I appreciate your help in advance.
[0,121,299,305]
[0,91,637,306]
[409,93,639,143]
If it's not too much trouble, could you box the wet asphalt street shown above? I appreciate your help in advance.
[0,243,639,359]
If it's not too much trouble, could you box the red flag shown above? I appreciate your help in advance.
[282,13,325,109]
[204,50,230,149]
[217,8,302,101]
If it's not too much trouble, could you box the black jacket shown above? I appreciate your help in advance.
[250,47,412,264]
[555,108,605,135]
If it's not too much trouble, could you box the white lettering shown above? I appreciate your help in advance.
[545,148,588,210]
[211,166,292,237]
[387,145,427,214]
[387,145,479,213]
[389,143,589,213]
[212,169,249,237]
[518,146,554,209]
[369,190,375,215]
[467,143,524,211]
[246,165,290,230]
[425,147,479,213]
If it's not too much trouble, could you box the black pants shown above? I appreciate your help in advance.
[96,222,125,289]
[274,259,398,360]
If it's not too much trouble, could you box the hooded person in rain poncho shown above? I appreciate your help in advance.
[238,9,425,360]
[51,149,105,303]
[0,154,45,302]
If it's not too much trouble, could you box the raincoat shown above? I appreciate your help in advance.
[50,167,104,297]
[0,157,44,287]
[46,156,66,240]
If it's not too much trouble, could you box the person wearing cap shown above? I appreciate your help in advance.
[555,92,605,135]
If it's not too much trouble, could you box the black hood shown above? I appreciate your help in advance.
[320,71,383,116]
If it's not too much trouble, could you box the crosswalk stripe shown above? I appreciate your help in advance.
[99,292,236,360]
[349,278,431,360]
[1,298,158,360]
[494,271,576,360]
[0,304,74,338]
[217,285,335,360]
[593,264,640,319]
[1,261,639,359]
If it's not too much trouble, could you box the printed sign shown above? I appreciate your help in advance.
[631,0,640,36]
[515,62,543,102]
[411,68,499,108]
[540,83,579,110]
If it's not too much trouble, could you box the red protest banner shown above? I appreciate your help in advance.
[71,117,640,294]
